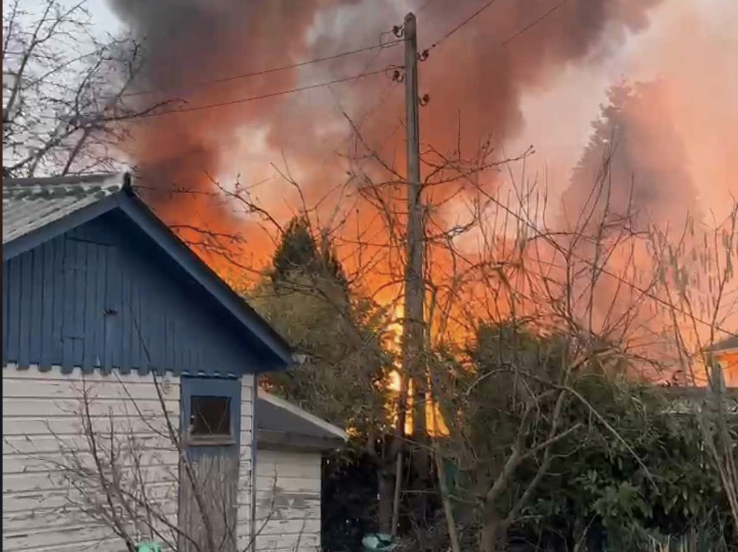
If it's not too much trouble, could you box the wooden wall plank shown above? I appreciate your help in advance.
[105,245,121,369]
[82,244,98,370]
[62,237,75,369]
[2,260,8,358]
[167,316,175,372]
[5,259,20,362]
[94,245,107,368]
[30,247,44,364]
[2,376,181,401]
[4,481,176,514]
[130,281,141,370]
[2,415,180,438]
[40,241,55,368]
[72,239,86,367]
[19,251,33,367]
[120,251,132,371]
[51,237,64,362]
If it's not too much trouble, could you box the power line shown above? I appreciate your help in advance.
[501,0,568,47]
[122,39,403,99]
[416,0,436,15]
[421,0,569,57]
[323,51,404,164]
[119,68,392,121]
[238,39,404,190]
[423,0,501,53]
[468,184,738,339]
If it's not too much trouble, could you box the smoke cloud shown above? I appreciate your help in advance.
[111,0,664,262]
[108,0,738,376]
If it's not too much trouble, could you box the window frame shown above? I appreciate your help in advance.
[181,377,242,448]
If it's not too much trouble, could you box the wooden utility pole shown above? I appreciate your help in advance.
[392,11,428,536]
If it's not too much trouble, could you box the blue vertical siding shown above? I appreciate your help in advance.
[19,251,33,367]
[50,236,65,364]
[61,235,75,368]
[2,212,261,375]
[30,247,44,362]
[2,257,8,354]
[7,255,21,363]
[40,241,55,368]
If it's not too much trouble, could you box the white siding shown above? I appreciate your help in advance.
[237,374,256,549]
[2,367,314,552]
[2,365,181,552]
[251,448,322,552]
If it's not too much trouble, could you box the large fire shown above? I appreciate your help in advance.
[110,0,737,383]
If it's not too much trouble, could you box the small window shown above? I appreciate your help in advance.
[189,396,232,443]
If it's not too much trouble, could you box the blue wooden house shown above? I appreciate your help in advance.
[2,174,346,552]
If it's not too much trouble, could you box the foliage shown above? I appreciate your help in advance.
[250,215,393,432]
[443,323,571,497]
[434,322,735,551]
[251,269,392,435]
[249,216,398,550]
[523,378,733,550]
[270,216,347,289]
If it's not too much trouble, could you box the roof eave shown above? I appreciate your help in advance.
[703,335,738,354]
[256,429,347,452]
[258,390,349,442]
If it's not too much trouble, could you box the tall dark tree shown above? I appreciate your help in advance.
[270,216,347,288]
[560,80,701,234]
[251,216,394,552]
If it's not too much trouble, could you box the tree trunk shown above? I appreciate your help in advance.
[378,469,395,534]
[480,516,508,552]
[410,380,430,534]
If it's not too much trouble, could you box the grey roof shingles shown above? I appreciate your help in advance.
[3,173,123,244]
[256,391,348,450]
[257,397,340,440]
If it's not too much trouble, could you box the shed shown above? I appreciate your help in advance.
[253,391,348,552]
[2,173,347,552]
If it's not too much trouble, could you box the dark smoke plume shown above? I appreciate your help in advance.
[111,0,664,263]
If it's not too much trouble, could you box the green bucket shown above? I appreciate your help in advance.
[136,542,161,552]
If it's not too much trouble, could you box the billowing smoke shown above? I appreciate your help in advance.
[552,1,738,364]
[110,0,664,269]
[110,0,335,253]
[109,0,738,376]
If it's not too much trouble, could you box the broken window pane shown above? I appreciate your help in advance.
[190,396,231,437]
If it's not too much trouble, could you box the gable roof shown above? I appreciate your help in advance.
[256,390,348,451]
[3,173,123,244]
[3,173,293,371]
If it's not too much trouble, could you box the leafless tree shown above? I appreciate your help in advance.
[646,202,738,538]
[2,0,170,177]
[120,101,737,550]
